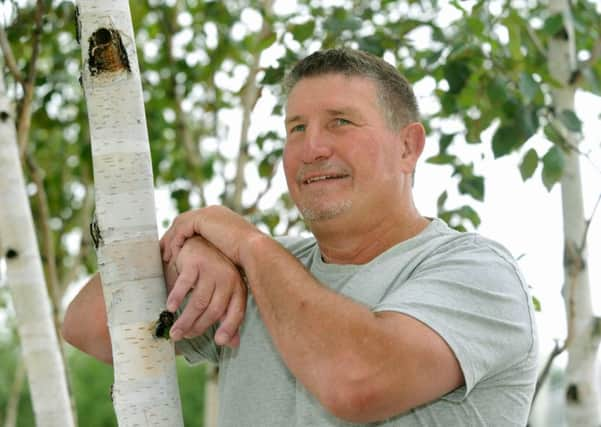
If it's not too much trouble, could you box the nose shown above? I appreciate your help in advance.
[301,126,333,164]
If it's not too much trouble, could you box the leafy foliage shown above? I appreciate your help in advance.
[2,0,598,292]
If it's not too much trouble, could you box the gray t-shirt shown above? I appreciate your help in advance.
[177,218,538,426]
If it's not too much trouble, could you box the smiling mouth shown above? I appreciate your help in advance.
[303,174,350,185]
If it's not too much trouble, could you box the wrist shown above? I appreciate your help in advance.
[238,231,271,273]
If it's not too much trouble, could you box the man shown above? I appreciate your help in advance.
[63,48,538,426]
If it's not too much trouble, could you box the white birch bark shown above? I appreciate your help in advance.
[0,67,75,427]
[548,0,601,425]
[76,1,183,425]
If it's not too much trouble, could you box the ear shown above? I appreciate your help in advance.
[399,122,425,174]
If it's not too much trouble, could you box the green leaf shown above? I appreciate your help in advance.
[436,191,448,211]
[492,125,522,158]
[531,296,541,312]
[519,149,539,181]
[458,175,485,201]
[261,66,285,85]
[543,124,566,146]
[443,60,471,94]
[466,16,485,34]
[559,109,582,132]
[506,18,522,59]
[543,13,564,37]
[457,205,481,228]
[426,153,456,165]
[541,146,565,191]
[290,21,315,43]
[439,133,455,152]
[486,76,508,104]
[258,156,275,178]
[519,73,538,103]
[517,105,540,141]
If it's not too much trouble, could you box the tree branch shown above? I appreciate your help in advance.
[162,2,206,207]
[531,340,566,407]
[25,153,62,321]
[242,164,281,216]
[0,23,23,84]
[16,0,44,159]
[230,0,274,213]
[579,191,601,253]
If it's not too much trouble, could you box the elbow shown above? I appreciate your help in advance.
[320,380,383,423]
[317,367,406,424]
[317,363,416,423]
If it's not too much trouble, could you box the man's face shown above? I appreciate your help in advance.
[283,74,407,225]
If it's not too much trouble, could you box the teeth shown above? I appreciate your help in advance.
[305,175,343,184]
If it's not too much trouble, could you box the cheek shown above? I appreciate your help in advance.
[282,146,298,188]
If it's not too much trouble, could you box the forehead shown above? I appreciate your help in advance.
[285,74,380,116]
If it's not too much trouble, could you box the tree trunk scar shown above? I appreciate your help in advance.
[88,28,131,76]
[5,248,18,259]
[74,7,81,45]
[566,383,580,403]
[90,213,103,249]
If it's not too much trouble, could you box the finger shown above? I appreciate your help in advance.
[223,329,241,348]
[167,232,190,266]
[163,260,179,293]
[160,226,175,262]
[185,283,232,339]
[170,279,216,341]
[166,263,198,313]
[214,286,247,346]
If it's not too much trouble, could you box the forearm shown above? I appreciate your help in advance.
[240,235,394,415]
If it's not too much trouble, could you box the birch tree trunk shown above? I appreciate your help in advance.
[76,1,184,425]
[548,0,601,425]
[0,68,75,427]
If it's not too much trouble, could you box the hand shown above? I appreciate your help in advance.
[162,235,247,348]
[161,206,263,267]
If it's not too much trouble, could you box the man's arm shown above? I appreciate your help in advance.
[62,236,246,363]
[162,207,464,423]
[61,273,113,364]
[241,235,463,423]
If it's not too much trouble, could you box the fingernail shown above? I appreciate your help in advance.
[215,330,229,345]
[170,328,182,341]
[166,300,176,312]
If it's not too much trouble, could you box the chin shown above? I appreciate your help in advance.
[300,200,353,222]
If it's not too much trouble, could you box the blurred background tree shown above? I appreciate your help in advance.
[1,0,600,425]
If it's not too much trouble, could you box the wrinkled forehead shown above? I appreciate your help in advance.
[284,73,379,113]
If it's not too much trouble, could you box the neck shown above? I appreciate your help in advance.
[310,202,429,265]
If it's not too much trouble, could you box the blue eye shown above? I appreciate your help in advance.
[334,118,351,126]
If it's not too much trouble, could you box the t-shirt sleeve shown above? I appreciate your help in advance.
[371,235,536,400]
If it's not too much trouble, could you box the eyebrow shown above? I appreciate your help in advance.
[325,107,362,118]
[285,115,303,126]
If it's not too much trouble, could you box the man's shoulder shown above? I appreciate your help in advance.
[422,219,519,267]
